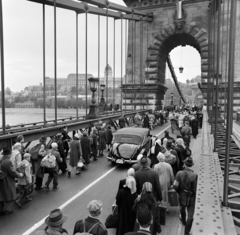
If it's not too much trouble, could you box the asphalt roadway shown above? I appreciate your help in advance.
[0,123,181,235]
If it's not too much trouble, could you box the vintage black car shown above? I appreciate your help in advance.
[106,127,151,164]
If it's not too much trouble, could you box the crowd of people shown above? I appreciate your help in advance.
[0,121,114,213]
[32,129,197,235]
[0,105,202,235]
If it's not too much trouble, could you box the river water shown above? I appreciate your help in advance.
[0,108,88,126]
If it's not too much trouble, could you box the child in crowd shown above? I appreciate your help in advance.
[15,153,33,208]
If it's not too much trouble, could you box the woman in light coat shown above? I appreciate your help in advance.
[10,143,22,170]
[154,152,174,209]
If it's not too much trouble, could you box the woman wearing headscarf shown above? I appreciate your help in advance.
[154,153,174,210]
[132,182,161,235]
[150,138,162,168]
[175,138,186,171]
[116,176,138,235]
[116,168,135,195]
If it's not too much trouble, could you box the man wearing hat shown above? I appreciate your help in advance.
[135,156,162,202]
[90,128,98,161]
[180,121,192,147]
[34,208,68,234]
[173,157,198,235]
[56,133,67,174]
[0,148,23,215]
[73,200,107,235]
[125,203,152,235]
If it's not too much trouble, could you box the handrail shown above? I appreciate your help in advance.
[0,109,151,138]
[166,55,186,103]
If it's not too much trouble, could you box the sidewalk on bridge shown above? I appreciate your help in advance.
[157,126,203,235]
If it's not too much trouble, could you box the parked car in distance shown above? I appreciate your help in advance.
[106,127,151,164]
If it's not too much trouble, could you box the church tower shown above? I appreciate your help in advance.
[104,64,113,87]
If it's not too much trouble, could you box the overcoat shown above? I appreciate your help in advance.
[69,138,82,167]
[32,143,46,178]
[191,118,199,138]
[116,187,138,235]
[98,130,106,151]
[105,129,113,145]
[135,167,162,202]
[154,162,174,204]
[81,136,91,164]
[0,156,20,201]
[90,133,98,158]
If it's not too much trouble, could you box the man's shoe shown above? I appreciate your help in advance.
[45,185,50,190]
[67,171,71,177]
[2,210,13,215]
[179,215,186,225]
[25,197,32,203]
[35,186,43,190]
[53,186,59,191]
[15,200,22,208]
[75,171,81,175]
[94,158,98,161]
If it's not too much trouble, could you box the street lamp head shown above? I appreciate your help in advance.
[100,84,106,92]
[179,67,184,73]
[171,92,174,97]
[88,77,99,91]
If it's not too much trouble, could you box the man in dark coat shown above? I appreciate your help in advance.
[0,148,23,215]
[34,136,47,190]
[143,114,150,129]
[56,133,67,174]
[173,157,197,235]
[73,200,108,235]
[90,128,98,161]
[135,156,162,202]
[181,122,192,147]
[81,131,91,165]
[161,130,175,145]
[105,125,113,151]
[61,126,71,158]
[191,116,199,139]
[119,115,126,129]
[197,111,203,129]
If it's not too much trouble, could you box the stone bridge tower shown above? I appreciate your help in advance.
[122,0,209,110]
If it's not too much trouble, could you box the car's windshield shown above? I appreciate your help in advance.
[113,134,144,145]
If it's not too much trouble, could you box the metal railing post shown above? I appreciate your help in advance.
[223,0,237,207]
[43,4,46,125]
[76,13,79,118]
[85,3,89,117]
[54,0,57,124]
[0,0,5,134]
[214,0,222,152]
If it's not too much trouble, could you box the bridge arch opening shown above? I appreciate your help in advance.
[145,25,208,109]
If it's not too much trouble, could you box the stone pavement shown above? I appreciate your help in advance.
[159,126,202,235]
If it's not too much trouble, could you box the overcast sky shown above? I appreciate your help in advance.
[2,0,201,92]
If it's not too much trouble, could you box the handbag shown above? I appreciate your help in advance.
[105,206,119,229]
[158,202,167,225]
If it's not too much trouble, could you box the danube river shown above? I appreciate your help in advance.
[0,108,89,126]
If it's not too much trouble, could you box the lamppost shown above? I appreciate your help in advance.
[171,92,174,106]
[85,77,99,120]
[99,84,106,113]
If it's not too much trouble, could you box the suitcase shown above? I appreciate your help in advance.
[158,203,167,225]
[168,189,179,206]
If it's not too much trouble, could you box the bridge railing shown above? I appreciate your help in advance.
[0,109,151,149]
